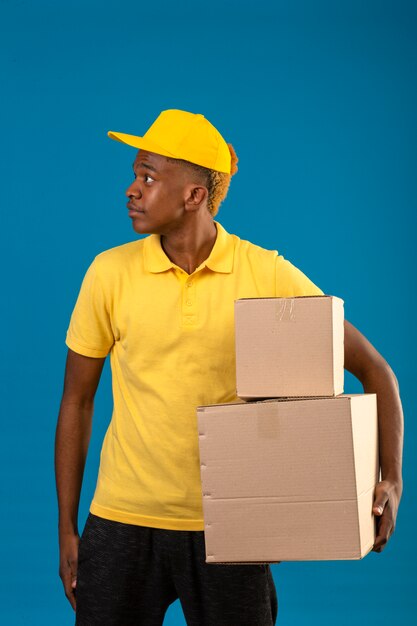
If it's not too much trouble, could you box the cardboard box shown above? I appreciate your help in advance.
[235,296,344,399]
[197,394,378,562]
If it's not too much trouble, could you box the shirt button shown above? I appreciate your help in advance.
[186,300,192,306]
[187,281,193,287]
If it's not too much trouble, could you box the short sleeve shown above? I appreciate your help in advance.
[65,259,115,358]
[275,254,324,297]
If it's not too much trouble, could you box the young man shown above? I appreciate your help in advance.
[55,109,403,626]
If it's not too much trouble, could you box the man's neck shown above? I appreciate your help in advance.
[160,218,218,275]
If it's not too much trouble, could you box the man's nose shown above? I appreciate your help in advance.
[125,180,142,199]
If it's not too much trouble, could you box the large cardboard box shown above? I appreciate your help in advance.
[197,394,378,562]
[235,296,344,399]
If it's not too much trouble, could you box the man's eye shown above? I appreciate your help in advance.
[133,173,154,183]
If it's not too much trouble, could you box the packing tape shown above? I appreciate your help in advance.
[275,298,296,322]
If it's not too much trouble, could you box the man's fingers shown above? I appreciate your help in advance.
[59,532,80,612]
[373,534,389,552]
[59,551,78,611]
[372,480,391,516]
[61,562,77,611]
[372,509,393,552]
[371,479,401,554]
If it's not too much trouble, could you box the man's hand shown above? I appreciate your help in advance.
[59,530,80,611]
[372,479,403,553]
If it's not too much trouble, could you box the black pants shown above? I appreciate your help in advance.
[75,512,278,626]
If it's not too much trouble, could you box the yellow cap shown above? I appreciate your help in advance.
[108,109,232,174]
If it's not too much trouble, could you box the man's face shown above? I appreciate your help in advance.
[125,149,194,235]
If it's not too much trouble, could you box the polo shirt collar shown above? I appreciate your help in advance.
[143,220,234,274]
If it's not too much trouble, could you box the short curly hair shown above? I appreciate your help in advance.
[166,144,238,217]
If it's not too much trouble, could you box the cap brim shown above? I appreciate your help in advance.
[107,131,176,158]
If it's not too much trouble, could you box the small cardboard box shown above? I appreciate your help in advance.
[197,394,378,562]
[235,296,344,399]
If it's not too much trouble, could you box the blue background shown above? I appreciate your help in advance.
[1,0,416,624]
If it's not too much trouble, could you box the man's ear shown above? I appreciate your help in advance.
[184,184,208,211]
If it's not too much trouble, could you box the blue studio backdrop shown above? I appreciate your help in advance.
[1,0,416,624]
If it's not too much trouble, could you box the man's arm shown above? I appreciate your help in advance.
[54,348,106,611]
[344,319,404,552]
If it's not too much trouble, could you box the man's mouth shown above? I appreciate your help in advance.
[127,202,144,213]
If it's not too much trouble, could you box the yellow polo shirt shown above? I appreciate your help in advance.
[65,220,323,530]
